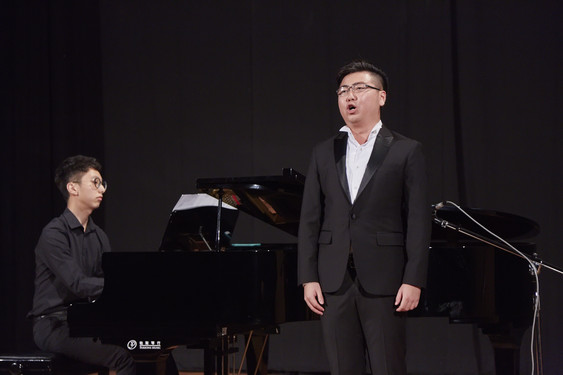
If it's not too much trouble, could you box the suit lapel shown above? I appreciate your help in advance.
[356,126,394,199]
[333,132,351,203]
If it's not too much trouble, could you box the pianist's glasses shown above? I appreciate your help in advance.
[73,177,108,191]
[336,83,382,96]
[90,177,108,191]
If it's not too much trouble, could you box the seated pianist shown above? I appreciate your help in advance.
[27,155,139,375]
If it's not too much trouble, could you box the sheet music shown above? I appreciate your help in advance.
[172,193,237,212]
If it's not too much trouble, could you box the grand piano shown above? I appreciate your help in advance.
[417,205,539,374]
[68,168,539,375]
[68,169,308,375]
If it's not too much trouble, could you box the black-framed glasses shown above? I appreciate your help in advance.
[336,83,382,96]
[90,177,108,191]
[72,177,107,191]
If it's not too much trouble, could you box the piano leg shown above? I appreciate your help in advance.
[200,336,237,375]
[217,336,229,375]
[203,347,214,375]
[493,347,519,375]
[196,332,272,375]
[135,349,178,375]
[487,332,525,375]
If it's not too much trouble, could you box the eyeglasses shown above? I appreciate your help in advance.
[90,177,108,191]
[74,177,108,191]
[336,83,382,97]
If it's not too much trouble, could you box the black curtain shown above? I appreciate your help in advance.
[1,0,104,350]
[2,1,561,373]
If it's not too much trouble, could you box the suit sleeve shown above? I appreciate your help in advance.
[298,148,323,285]
[402,142,431,288]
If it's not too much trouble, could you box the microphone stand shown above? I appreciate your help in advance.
[432,211,563,276]
[433,202,561,375]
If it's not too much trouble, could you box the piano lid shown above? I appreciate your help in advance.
[432,205,540,242]
[197,168,305,237]
[196,168,540,242]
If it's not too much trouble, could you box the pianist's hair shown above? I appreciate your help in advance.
[336,60,389,92]
[54,155,103,201]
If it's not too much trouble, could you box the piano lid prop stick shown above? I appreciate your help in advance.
[199,226,212,251]
[215,189,223,251]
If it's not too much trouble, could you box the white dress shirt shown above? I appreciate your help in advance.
[339,121,382,203]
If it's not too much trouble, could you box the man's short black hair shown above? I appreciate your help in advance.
[54,155,102,201]
[336,60,389,91]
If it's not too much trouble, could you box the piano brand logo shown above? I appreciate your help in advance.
[125,340,161,350]
[127,340,137,350]
[139,340,162,350]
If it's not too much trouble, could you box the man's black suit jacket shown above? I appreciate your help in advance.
[298,126,431,295]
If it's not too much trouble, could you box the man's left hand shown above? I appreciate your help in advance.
[394,283,421,312]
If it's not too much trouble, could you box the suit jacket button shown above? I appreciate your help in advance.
[351,213,357,220]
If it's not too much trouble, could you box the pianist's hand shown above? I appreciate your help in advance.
[395,283,421,312]
[303,282,325,315]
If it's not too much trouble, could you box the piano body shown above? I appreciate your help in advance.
[68,168,539,375]
[68,169,308,375]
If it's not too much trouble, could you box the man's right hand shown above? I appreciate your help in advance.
[303,282,325,315]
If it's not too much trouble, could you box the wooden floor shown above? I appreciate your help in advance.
[93,372,226,375]
[89,374,206,375]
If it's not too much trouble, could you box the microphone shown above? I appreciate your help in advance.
[433,201,446,210]
[432,201,451,228]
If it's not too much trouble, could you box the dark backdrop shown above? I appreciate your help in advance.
[2,1,561,374]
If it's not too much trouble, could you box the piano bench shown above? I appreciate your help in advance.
[0,352,110,375]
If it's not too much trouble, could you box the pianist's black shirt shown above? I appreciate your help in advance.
[27,208,110,318]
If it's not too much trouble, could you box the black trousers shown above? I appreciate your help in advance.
[33,314,137,375]
[320,263,407,375]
